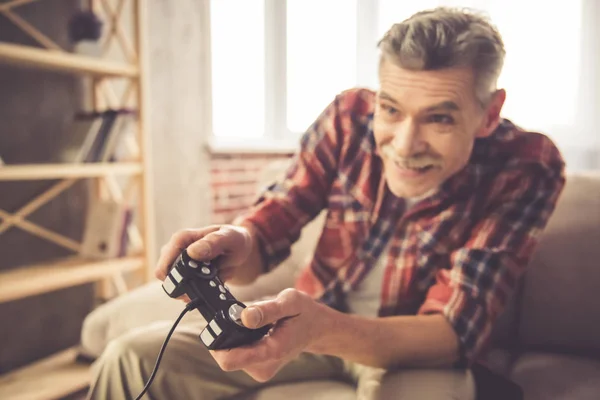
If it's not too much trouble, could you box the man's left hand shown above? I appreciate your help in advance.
[209,288,329,382]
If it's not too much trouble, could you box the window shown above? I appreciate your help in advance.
[210,0,265,139]
[483,0,582,136]
[377,0,440,38]
[210,0,359,145]
[208,0,590,155]
[286,0,357,133]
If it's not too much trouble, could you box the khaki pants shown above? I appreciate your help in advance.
[87,311,475,400]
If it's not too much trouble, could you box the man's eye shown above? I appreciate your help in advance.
[428,114,454,124]
[381,104,398,116]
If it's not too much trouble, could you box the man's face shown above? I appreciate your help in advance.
[373,60,504,199]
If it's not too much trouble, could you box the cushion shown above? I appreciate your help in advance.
[482,348,517,377]
[80,281,184,357]
[509,352,600,400]
[488,278,522,349]
[519,172,600,353]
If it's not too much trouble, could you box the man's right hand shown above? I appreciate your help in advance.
[155,224,256,286]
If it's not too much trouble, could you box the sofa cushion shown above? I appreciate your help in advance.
[80,281,186,358]
[488,278,522,349]
[509,352,600,400]
[519,172,600,353]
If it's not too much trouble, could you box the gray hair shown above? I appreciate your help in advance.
[377,7,505,106]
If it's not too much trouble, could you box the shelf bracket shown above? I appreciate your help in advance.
[0,179,81,252]
[0,8,63,51]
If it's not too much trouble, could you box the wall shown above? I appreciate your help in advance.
[146,0,213,247]
[209,152,293,224]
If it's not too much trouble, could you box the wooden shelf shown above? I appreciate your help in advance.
[0,4,155,399]
[0,42,138,78]
[0,347,90,400]
[0,162,142,181]
[0,255,145,304]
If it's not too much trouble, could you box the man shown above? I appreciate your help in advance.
[88,7,565,400]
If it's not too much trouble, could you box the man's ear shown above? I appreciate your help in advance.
[476,89,506,138]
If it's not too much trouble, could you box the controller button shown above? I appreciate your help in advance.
[209,319,222,336]
[162,277,176,295]
[171,267,183,283]
[201,266,211,275]
[219,294,226,300]
[219,285,226,293]
[188,260,198,269]
[209,281,217,287]
[228,304,244,326]
[200,328,215,346]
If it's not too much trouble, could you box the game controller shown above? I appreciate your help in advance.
[161,249,271,350]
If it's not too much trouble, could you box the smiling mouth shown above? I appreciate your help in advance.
[393,160,438,174]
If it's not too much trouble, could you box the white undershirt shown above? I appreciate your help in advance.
[345,197,420,317]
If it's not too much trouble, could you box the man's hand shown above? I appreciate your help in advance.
[155,224,261,301]
[209,288,330,382]
[209,288,459,378]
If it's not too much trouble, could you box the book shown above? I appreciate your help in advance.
[80,198,131,259]
[100,110,136,162]
[84,110,118,162]
[55,109,136,164]
[53,113,103,163]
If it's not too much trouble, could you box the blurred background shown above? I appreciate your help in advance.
[210,0,599,168]
[0,0,597,398]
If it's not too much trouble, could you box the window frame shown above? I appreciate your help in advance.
[207,0,383,152]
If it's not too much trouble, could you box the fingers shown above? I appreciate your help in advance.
[186,225,252,266]
[154,226,220,281]
[217,266,235,282]
[177,294,191,304]
[212,319,297,372]
[212,334,282,372]
[241,289,303,329]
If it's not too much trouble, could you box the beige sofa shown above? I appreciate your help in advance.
[81,166,600,400]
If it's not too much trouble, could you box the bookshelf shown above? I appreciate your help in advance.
[0,0,155,398]
[0,42,139,77]
[0,162,143,180]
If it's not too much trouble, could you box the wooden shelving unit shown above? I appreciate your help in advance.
[0,0,155,398]
[0,42,139,77]
[0,255,145,304]
[0,347,90,400]
[0,162,143,180]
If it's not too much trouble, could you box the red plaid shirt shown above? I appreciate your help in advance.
[240,88,566,365]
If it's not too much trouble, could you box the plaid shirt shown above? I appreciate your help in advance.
[240,88,566,365]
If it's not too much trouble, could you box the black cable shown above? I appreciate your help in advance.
[134,300,199,400]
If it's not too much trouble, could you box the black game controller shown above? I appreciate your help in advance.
[161,249,271,350]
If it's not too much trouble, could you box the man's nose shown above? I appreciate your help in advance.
[392,120,426,157]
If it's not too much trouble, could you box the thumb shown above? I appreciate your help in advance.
[241,289,301,329]
[241,305,266,329]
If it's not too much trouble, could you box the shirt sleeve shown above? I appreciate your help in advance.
[418,149,566,365]
[235,94,347,272]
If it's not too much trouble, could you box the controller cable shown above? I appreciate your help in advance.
[134,298,201,400]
